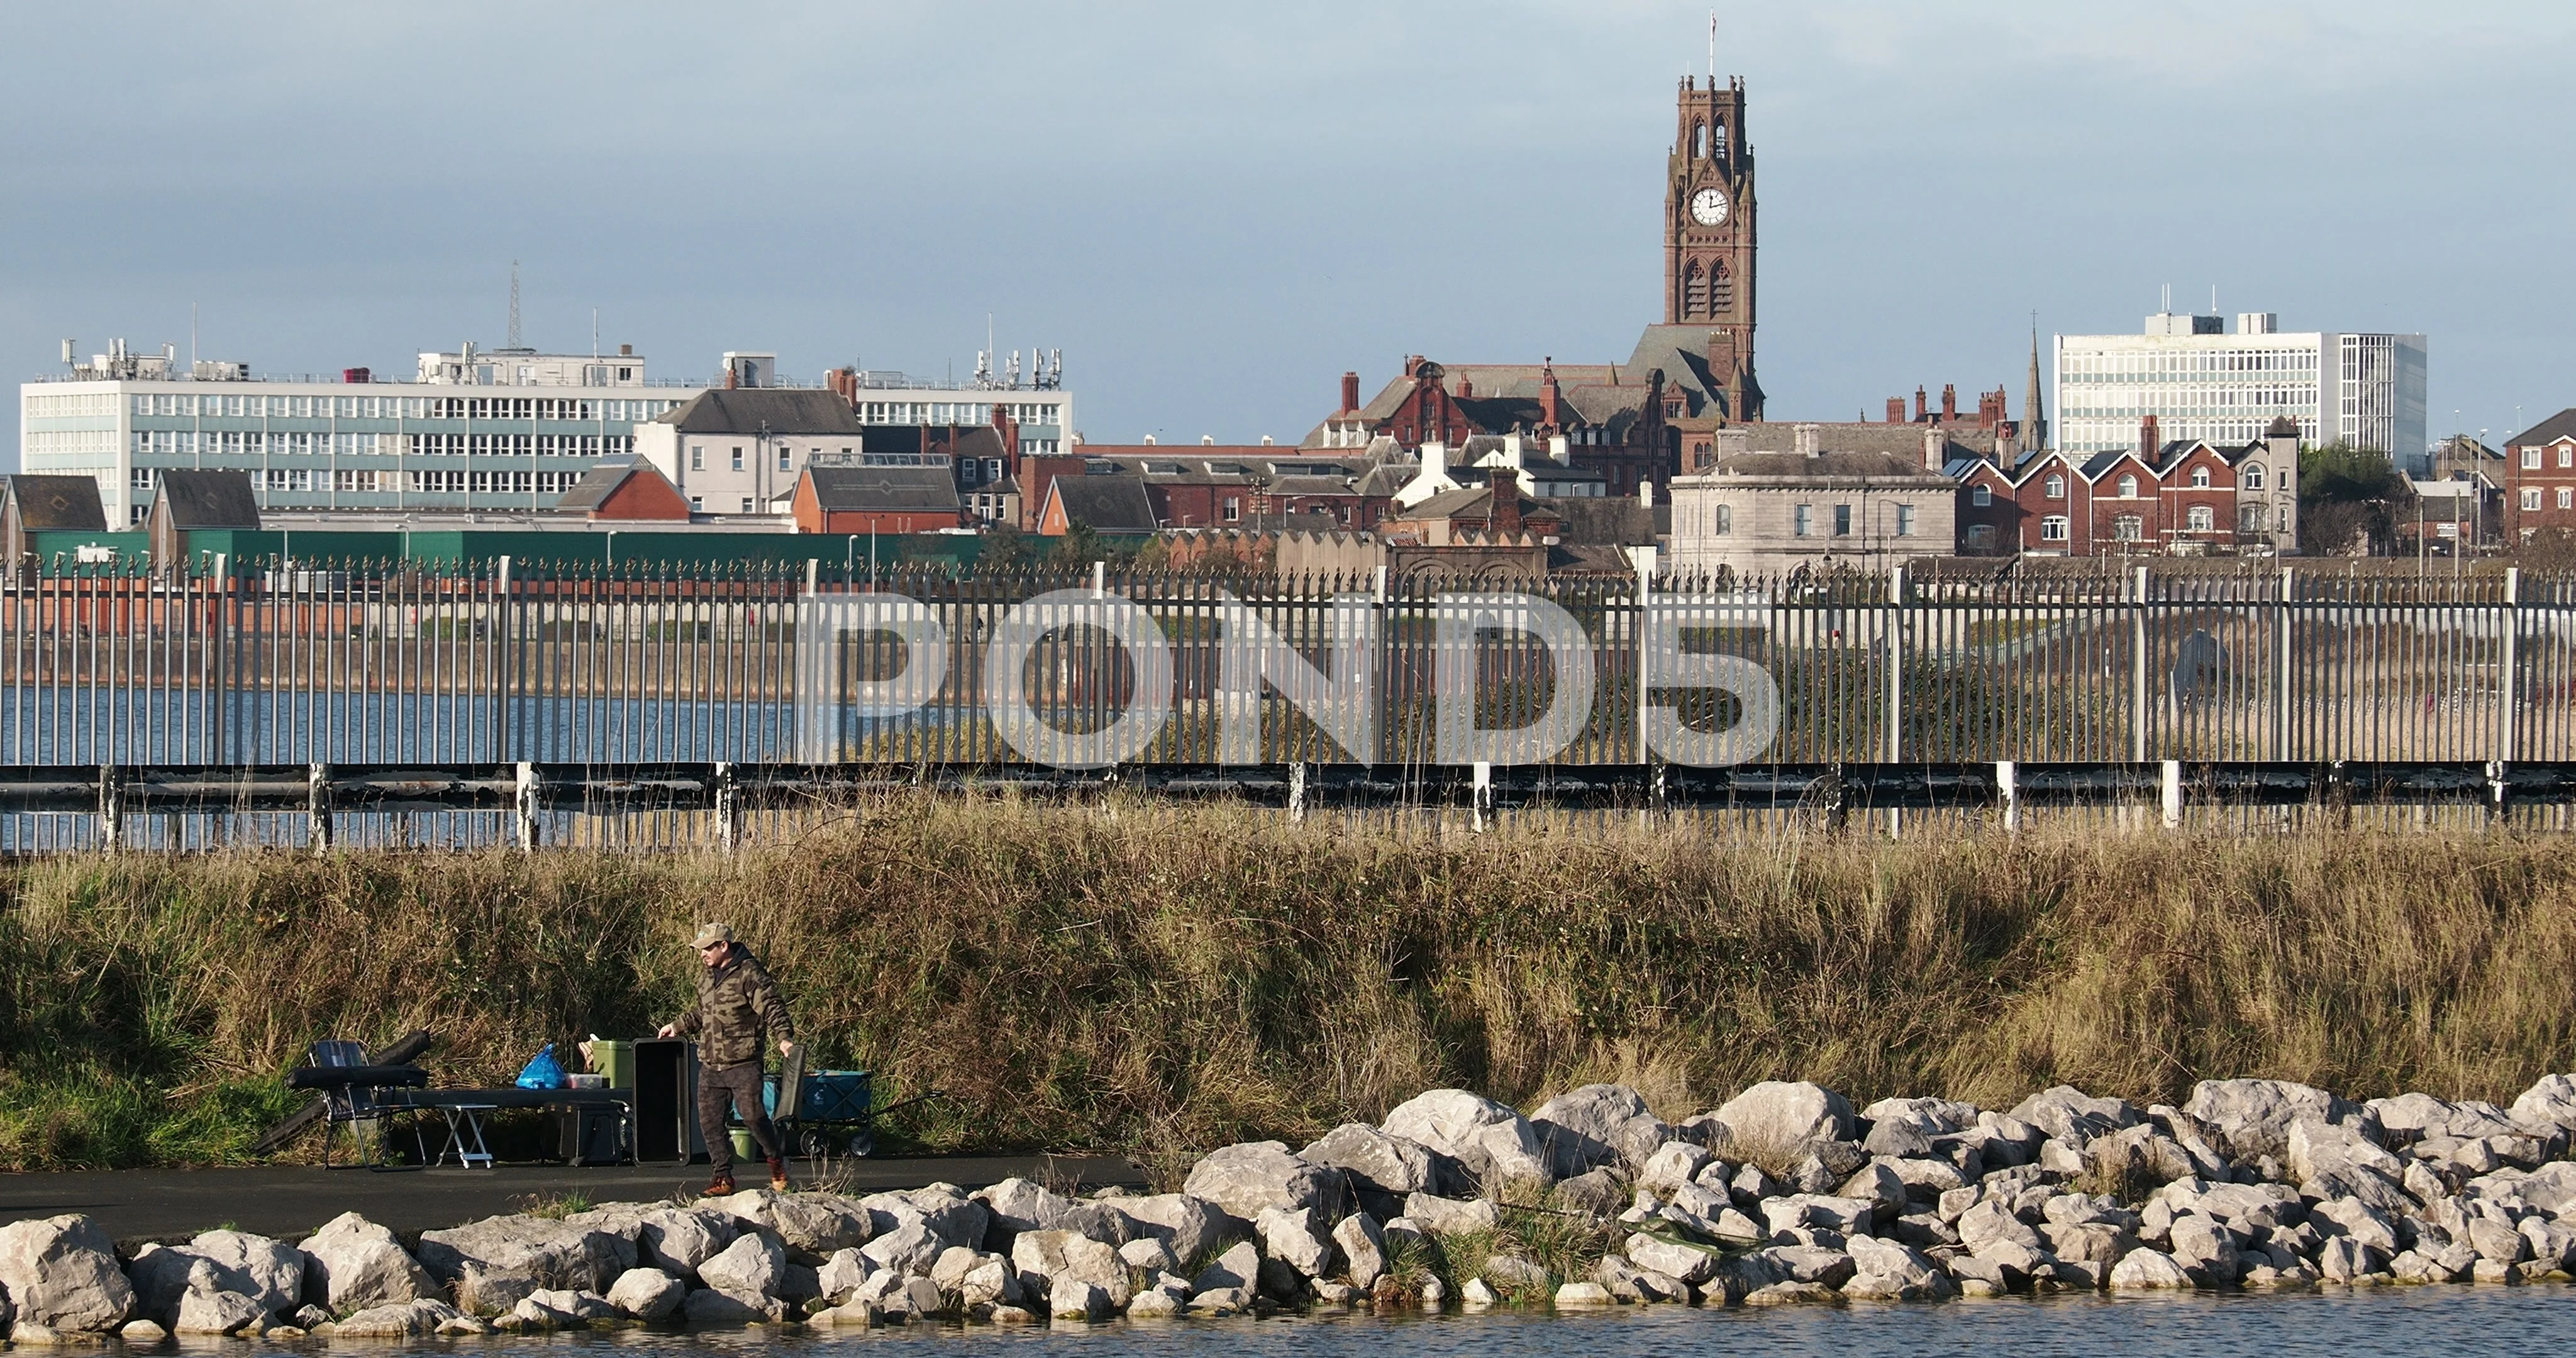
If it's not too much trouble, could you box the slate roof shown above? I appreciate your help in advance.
[1543,497,1662,546]
[153,469,260,528]
[660,389,866,436]
[1698,451,1951,483]
[3,475,106,531]
[1729,422,1999,461]
[2510,408,2576,448]
[804,466,963,513]
[554,460,674,513]
[1048,476,1158,532]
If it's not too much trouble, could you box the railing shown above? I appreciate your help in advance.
[6,557,2576,770]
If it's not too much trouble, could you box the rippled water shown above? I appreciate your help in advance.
[358,1288,2568,1358]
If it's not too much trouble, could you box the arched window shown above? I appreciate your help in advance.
[2045,475,2066,499]
[1684,262,1709,319]
[1714,504,1733,536]
[1972,484,1992,507]
[2191,466,2212,488]
[2118,474,2138,499]
[1694,123,1707,158]
[1711,122,1728,158]
[1710,260,1734,315]
[2187,504,2215,532]
[2244,463,2265,490]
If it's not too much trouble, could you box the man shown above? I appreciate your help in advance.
[660,923,797,1195]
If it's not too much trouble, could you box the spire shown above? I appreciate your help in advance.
[2021,319,2046,456]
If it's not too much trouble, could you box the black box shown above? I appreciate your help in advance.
[552,1105,631,1166]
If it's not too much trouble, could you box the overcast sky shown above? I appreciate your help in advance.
[4,1,2570,460]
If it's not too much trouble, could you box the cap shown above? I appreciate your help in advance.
[691,922,735,950]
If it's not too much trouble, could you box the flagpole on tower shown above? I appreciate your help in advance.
[1708,10,1717,83]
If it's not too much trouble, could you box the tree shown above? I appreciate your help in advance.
[2298,441,2403,555]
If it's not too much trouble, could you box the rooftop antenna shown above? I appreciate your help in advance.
[1708,9,1716,82]
[189,301,197,368]
[2211,284,2218,316]
[2161,283,2171,314]
[507,261,522,350]
[591,308,599,358]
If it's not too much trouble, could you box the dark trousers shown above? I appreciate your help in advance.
[697,1059,779,1174]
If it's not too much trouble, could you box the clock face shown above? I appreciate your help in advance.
[1689,185,1729,226]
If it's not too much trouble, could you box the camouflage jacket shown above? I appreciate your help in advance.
[674,944,794,1069]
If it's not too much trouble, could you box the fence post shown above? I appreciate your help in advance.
[2160,759,2184,830]
[208,555,230,765]
[1885,565,1906,763]
[715,761,740,853]
[1472,760,1492,833]
[493,556,514,762]
[514,760,539,851]
[2130,565,2151,763]
[1996,759,2018,833]
[1288,761,1308,824]
[2274,565,2296,760]
[1372,565,1391,769]
[97,765,122,853]
[308,762,333,854]
[2500,566,2521,765]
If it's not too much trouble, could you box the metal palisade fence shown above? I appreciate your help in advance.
[4,554,2576,769]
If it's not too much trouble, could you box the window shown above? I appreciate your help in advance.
[1833,504,1852,537]
[130,467,153,490]
[690,445,704,471]
[2187,504,2215,532]
[2191,466,2212,488]
[2526,448,2544,470]
[2118,475,2138,499]
[2562,446,2573,469]
[1714,504,1732,536]
[2240,505,2263,535]
[2114,515,2142,542]
[1972,485,1992,507]
[740,497,754,514]
[2524,489,2544,512]
[2559,487,2572,511]
[1793,504,1813,537]
[2244,463,2265,491]
[1895,504,1916,537]
[730,446,744,471]
[1965,524,1994,550]
[778,448,792,472]
[1223,496,1241,522]
[2040,515,2070,542]
[691,496,704,512]
[2045,475,2066,499]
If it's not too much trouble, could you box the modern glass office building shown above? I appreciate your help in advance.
[2054,313,2426,458]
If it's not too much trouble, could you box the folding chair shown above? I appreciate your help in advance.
[306,1039,429,1168]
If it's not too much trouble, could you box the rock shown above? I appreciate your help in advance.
[697,1232,786,1298]
[2107,1248,2192,1289]
[2311,1196,2401,1254]
[1187,1285,1253,1315]
[1301,1122,1443,1201]
[0,1215,135,1333]
[1636,1140,1710,1196]
[1118,1193,1247,1262]
[1552,1281,1616,1308]
[1011,1230,1130,1310]
[1555,1168,1628,1219]
[2508,1074,2576,1134]
[1255,1206,1338,1279]
[810,1299,880,1328]
[679,1288,781,1325]
[2466,1215,2529,1264]
[2317,1236,2388,1283]
[1530,1084,1672,1176]
[2038,1222,2132,1265]
[1838,1161,1911,1220]
[330,1300,464,1338]
[1712,1081,1855,1154]
[634,1207,740,1278]
[2185,1079,2369,1159]
[1758,1245,1856,1288]
[1332,1213,1387,1289]
[2007,1086,2143,1148]
[177,1231,304,1317]
[1382,1089,1555,1189]
[1624,1232,1721,1286]
[172,1289,265,1336]
[117,1320,167,1343]
[1743,1280,1841,1306]
[2287,1119,2410,1210]
[1847,1234,1947,1292]
[2513,1161,2576,1218]
[1056,1203,1135,1247]
[973,1178,1076,1235]
[2165,1215,2241,1286]
[858,1222,941,1278]
[1402,1192,1500,1235]
[1763,1193,1874,1237]
[416,1216,630,1301]
[1460,1277,1499,1308]
[960,1257,1024,1308]
[813,1249,870,1303]
[604,1267,685,1320]
[1118,1237,1179,1274]
[1957,1200,2045,1256]
[878,1276,945,1320]
[1127,1288,1181,1318]
[299,1212,433,1310]
[1184,1140,1346,1222]
[1045,1279,1106,1321]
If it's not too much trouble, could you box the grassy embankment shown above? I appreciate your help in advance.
[4,795,2574,1175]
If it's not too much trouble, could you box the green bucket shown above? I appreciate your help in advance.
[729,1129,758,1162]
[587,1040,635,1089]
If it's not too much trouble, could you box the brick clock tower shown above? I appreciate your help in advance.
[1666,75,1762,421]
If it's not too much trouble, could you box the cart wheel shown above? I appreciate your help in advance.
[797,1127,832,1157]
[846,1130,875,1159]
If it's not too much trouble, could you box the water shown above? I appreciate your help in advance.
[413,1288,2566,1357]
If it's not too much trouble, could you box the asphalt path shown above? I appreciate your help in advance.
[0,1154,1144,1247]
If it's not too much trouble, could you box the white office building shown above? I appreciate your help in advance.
[2054,313,2426,458]
[19,340,1074,524]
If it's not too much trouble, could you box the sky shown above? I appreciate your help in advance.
[3,1,2572,461]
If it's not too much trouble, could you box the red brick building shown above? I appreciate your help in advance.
[2506,409,2576,540]
[789,466,962,535]
[1955,417,2292,556]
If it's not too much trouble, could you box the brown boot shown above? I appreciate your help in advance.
[768,1157,789,1193]
[701,1171,735,1198]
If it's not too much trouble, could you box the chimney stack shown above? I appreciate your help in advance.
[2140,414,2160,455]
[1539,358,1562,428]
[1941,384,1958,422]
[1487,468,1523,534]
[1914,387,1928,422]
[1794,423,1822,459]
[1885,397,1906,424]
[1924,428,1948,472]
[1340,370,1360,412]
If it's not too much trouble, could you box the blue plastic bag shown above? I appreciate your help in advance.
[515,1042,567,1090]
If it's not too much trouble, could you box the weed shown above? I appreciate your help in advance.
[516,1192,592,1220]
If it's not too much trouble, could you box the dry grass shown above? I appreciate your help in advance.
[5,793,2576,1170]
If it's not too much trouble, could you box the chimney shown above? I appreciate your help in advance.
[1458,374,1475,399]
[1539,359,1562,428]
[618,343,633,356]
[1487,468,1523,534]
[1794,424,1822,458]
[2140,414,2160,456]
[1941,384,1958,422]
[1924,428,1948,472]
[1639,478,1655,509]
[1885,397,1906,424]
[1548,433,1570,465]
[723,365,738,390]
[1914,387,1928,422]
[1340,370,1360,412]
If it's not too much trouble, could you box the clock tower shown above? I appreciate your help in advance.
[1666,74,1761,421]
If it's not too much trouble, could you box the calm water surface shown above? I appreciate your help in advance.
[382,1288,2567,1358]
